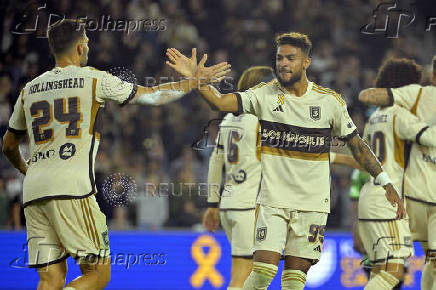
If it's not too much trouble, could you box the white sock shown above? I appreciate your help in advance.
[422,263,434,290]
[63,288,76,290]
[364,270,399,290]
[242,262,278,290]
[281,269,306,290]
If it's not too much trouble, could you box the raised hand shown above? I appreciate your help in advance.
[166,48,197,78]
[166,48,231,86]
[194,54,231,86]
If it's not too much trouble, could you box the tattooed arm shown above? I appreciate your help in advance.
[358,88,393,106]
[347,134,406,219]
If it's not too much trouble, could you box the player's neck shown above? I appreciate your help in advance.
[55,56,80,68]
[284,75,309,97]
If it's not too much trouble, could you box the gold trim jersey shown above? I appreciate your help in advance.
[8,65,137,206]
[236,80,357,212]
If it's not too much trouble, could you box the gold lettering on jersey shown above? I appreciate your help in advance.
[277,94,285,105]
[28,78,85,95]
[369,114,388,125]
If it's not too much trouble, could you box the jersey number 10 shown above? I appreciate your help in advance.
[367,131,386,165]
[30,97,82,144]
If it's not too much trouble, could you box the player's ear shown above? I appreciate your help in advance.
[77,42,84,56]
[303,57,311,70]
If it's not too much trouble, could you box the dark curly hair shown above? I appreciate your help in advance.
[375,58,423,88]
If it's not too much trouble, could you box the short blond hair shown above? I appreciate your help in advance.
[237,66,274,91]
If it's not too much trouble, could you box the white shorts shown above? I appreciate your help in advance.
[24,195,110,268]
[359,219,413,264]
[407,197,436,255]
[253,205,328,263]
[220,209,255,257]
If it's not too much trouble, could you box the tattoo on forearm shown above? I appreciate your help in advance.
[348,136,382,177]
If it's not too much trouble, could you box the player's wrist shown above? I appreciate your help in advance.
[374,172,392,187]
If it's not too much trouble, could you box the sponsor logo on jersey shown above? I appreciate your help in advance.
[31,149,56,163]
[232,169,247,184]
[314,245,322,253]
[273,105,284,112]
[273,94,285,112]
[310,106,321,121]
[256,227,267,241]
[59,143,76,160]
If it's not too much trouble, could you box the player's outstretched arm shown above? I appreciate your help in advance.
[166,47,240,113]
[2,131,27,175]
[347,134,406,219]
[129,55,230,106]
[358,88,392,106]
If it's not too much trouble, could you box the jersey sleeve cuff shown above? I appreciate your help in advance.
[120,84,138,107]
[234,93,243,115]
[387,88,394,106]
[207,202,219,208]
[7,126,26,135]
[340,129,358,142]
[416,126,429,145]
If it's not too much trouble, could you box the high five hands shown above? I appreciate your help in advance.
[166,48,231,85]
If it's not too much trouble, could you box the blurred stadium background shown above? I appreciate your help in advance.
[0,0,435,289]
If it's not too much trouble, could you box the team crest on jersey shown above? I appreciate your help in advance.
[310,106,321,121]
[256,227,267,241]
[59,143,76,160]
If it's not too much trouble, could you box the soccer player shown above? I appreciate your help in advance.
[203,66,274,290]
[167,32,405,290]
[1,19,230,290]
[359,55,436,290]
[358,58,436,290]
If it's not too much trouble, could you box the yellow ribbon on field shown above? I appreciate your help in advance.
[190,235,223,288]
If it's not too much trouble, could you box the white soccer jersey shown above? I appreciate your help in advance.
[391,85,436,204]
[8,65,137,206]
[213,113,261,209]
[236,80,357,213]
[359,105,433,220]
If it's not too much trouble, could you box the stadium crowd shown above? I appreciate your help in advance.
[1,0,435,230]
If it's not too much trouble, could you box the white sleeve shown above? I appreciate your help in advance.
[8,90,27,134]
[95,71,137,105]
[235,86,263,116]
[395,107,436,147]
[207,132,225,206]
[391,84,422,111]
[331,95,357,139]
